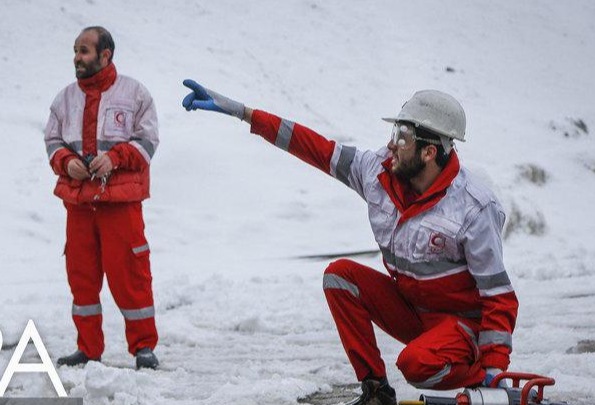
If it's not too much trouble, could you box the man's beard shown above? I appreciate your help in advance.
[393,151,426,180]
[75,57,103,79]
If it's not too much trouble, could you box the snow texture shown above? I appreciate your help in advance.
[0,0,594,404]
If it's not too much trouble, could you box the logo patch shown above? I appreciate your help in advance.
[114,111,127,128]
[428,232,446,254]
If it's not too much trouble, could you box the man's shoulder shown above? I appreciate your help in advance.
[51,82,83,109]
[453,167,501,208]
[361,146,390,167]
[55,81,79,96]
[115,75,151,95]
[116,74,141,86]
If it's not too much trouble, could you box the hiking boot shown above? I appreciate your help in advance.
[346,378,397,405]
[136,347,159,370]
[57,350,100,367]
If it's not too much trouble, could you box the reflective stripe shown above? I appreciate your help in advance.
[395,255,467,276]
[68,141,83,153]
[58,140,148,154]
[381,246,467,278]
[458,321,480,359]
[479,330,512,349]
[380,246,395,266]
[72,303,102,317]
[98,140,122,151]
[275,119,294,151]
[131,137,155,158]
[323,274,359,298]
[473,271,511,290]
[132,244,150,254]
[456,309,482,319]
[46,142,66,158]
[120,306,155,320]
[479,284,515,298]
[409,364,452,388]
[416,306,482,319]
[329,143,342,178]
[334,145,356,186]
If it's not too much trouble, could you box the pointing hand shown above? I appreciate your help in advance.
[182,79,245,120]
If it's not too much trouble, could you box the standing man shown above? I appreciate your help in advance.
[181,81,518,404]
[44,27,159,369]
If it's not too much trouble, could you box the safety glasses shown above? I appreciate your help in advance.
[391,122,442,150]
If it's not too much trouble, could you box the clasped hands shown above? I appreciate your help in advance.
[67,154,113,180]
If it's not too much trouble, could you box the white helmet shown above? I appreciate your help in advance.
[383,90,466,152]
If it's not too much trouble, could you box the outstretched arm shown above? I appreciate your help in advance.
[181,80,378,199]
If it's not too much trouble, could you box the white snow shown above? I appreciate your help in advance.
[1,0,594,403]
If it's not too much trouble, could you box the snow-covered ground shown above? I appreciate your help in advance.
[1,0,594,403]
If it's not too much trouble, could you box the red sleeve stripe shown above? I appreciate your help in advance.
[250,110,337,175]
[250,110,282,144]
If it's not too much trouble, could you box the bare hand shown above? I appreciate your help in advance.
[89,154,114,178]
[67,159,90,180]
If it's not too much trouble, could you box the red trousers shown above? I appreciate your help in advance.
[323,259,485,390]
[64,202,158,359]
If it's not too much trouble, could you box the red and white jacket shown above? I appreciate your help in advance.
[250,110,519,371]
[44,63,159,204]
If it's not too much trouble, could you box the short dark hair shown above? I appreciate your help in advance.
[83,26,115,63]
[415,126,450,168]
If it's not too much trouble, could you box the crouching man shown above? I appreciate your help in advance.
[181,80,518,404]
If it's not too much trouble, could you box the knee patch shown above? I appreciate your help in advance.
[397,344,453,389]
[397,345,422,381]
[323,260,360,298]
[324,258,356,276]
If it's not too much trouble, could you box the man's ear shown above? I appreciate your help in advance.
[423,145,437,162]
[100,49,112,66]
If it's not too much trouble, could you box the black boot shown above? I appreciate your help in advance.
[57,350,100,367]
[136,348,159,370]
[345,378,396,405]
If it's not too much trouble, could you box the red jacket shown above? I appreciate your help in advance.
[250,110,518,370]
[44,63,159,204]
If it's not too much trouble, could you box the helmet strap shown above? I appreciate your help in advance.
[439,135,454,154]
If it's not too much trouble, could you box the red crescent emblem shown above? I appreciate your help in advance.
[430,234,446,248]
[114,111,126,127]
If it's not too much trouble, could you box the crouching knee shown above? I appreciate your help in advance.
[324,259,356,277]
[397,345,422,383]
[397,345,450,389]
[322,259,360,298]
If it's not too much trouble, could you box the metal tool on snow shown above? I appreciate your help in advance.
[398,372,567,405]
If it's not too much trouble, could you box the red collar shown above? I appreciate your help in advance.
[77,63,117,94]
[378,151,460,225]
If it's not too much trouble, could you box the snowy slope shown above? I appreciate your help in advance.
[1,0,594,403]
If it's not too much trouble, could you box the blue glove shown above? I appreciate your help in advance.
[182,79,245,120]
[482,368,507,388]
